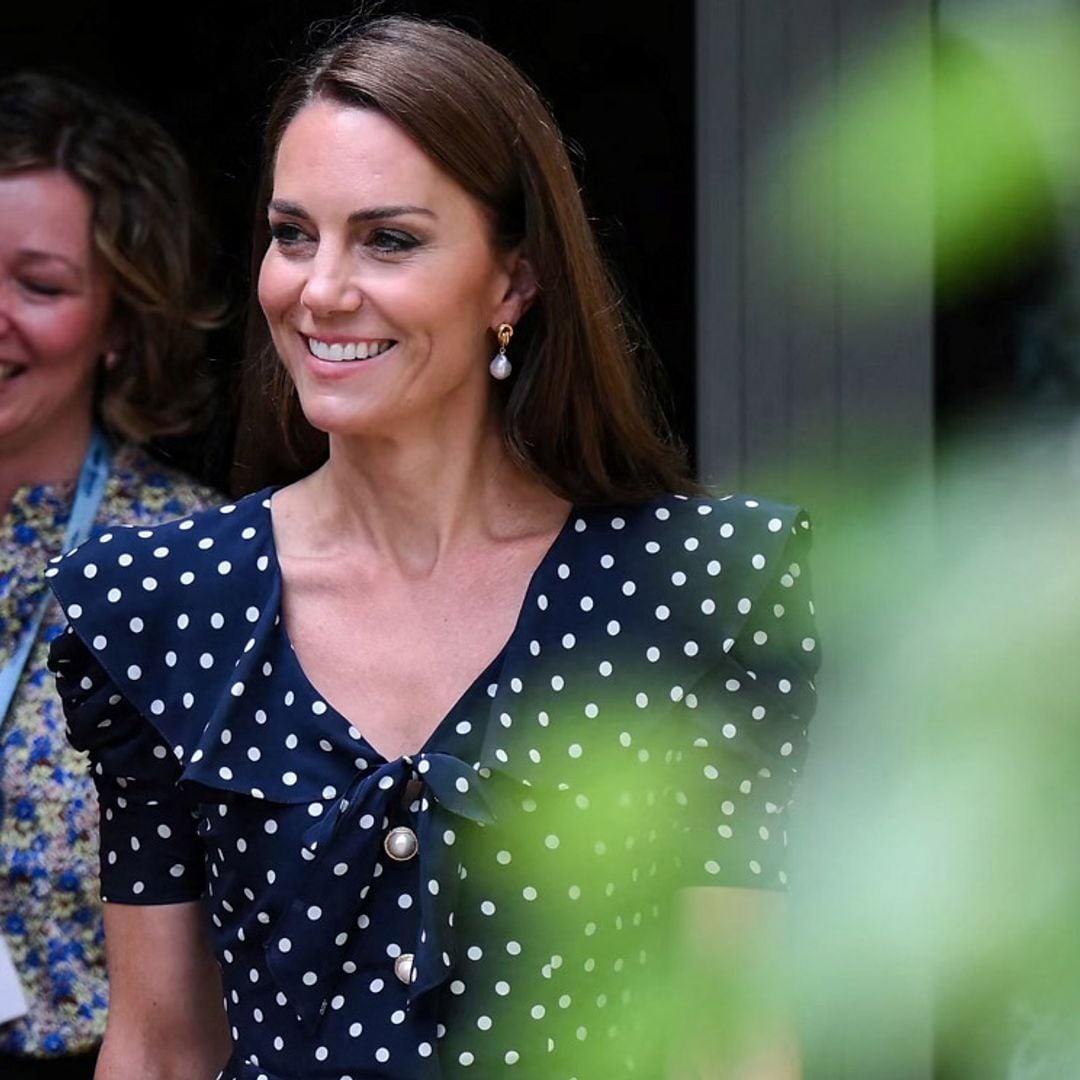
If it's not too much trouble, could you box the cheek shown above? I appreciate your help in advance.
[29,300,107,370]
[257,253,296,323]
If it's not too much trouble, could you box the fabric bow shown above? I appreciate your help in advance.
[264,752,496,1030]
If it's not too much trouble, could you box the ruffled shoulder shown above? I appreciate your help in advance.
[479,491,817,782]
[614,490,809,642]
[45,489,336,796]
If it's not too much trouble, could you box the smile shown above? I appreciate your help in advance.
[0,362,26,381]
[305,337,396,362]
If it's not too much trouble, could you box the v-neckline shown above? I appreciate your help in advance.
[260,490,577,765]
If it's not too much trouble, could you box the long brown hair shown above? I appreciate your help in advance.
[0,72,222,442]
[236,15,697,504]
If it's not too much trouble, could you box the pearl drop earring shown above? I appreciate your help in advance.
[489,323,513,380]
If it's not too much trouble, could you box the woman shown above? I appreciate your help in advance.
[47,17,818,1079]
[0,73,222,1076]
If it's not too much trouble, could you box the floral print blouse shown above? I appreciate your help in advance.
[0,442,218,1058]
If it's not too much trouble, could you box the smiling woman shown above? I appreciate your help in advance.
[0,73,223,1078]
[45,16,818,1080]
[0,170,112,488]
[258,102,537,452]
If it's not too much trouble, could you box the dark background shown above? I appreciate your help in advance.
[4,1,696,492]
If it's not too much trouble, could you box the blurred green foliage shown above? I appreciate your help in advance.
[771,8,1080,313]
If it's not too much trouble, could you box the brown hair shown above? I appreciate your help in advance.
[237,15,697,504]
[0,72,221,442]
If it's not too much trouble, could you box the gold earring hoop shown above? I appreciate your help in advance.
[489,323,514,381]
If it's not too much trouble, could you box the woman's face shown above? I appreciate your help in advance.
[258,100,532,440]
[0,169,114,456]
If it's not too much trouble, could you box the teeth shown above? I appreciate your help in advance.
[307,338,393,362]
[0,362,22,381]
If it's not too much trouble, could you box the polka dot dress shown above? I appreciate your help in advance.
[46,490,818,1078]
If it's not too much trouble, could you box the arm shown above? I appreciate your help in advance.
[96,901,231,1080]
[669,887,800,1080]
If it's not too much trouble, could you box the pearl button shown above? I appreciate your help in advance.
[394,952,415,985]
[384,826,418,861]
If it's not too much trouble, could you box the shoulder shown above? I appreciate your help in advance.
[578,491,810,563]
[102,443,223,526]
[46,486,277,618]
[46,487,280,752]
[46,486,276,635]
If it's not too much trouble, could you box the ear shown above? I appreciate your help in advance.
[102,309,127,361]
[493,251,539,327]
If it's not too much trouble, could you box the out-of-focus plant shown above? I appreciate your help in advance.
[480,430,1080,1077]
[767,7,1080,314]
[788,431,1080,1079]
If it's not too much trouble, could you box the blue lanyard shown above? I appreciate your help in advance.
[0,429,113,725]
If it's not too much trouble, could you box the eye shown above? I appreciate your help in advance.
[369,229,420,254]
[269,222,312,247]
[21,279,65,298]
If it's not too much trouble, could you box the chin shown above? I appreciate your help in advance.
[296,399,387,439]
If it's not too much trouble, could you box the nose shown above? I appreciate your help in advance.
[300,249,363,318]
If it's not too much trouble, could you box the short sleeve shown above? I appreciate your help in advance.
[673,512,819,890]
[48,625,206,904]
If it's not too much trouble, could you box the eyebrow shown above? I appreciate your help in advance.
[20,249,82,273]
[269,200,437,223]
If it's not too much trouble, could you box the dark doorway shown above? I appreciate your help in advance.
[4,2,695,491]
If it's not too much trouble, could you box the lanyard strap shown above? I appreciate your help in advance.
[0,429,113,724]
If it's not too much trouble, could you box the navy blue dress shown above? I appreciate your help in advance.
[46,489,818,1079]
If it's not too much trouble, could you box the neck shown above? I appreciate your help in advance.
[0,415,95,514]
[296,407,557,576]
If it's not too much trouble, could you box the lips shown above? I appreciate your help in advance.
[305,337,396,362]
[0,362,26,382]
